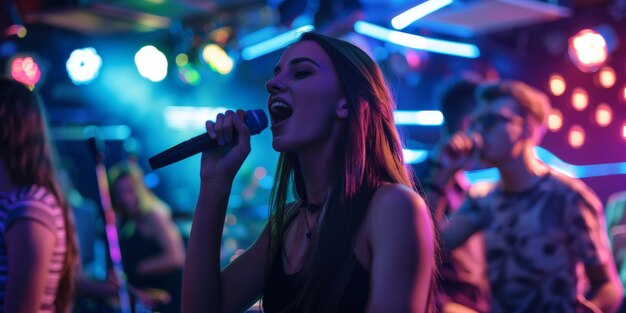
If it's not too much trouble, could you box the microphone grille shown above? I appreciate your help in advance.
[246,109,269,135]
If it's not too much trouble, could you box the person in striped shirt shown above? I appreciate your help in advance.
[0,77,78,312]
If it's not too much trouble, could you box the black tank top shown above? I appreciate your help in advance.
[262,250,370,312]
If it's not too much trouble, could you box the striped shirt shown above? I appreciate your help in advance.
[0,185,67,312]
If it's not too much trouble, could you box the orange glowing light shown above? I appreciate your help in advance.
[548,109,563,131]
[597,67,616,88]
[549,74,566,96]
[572,88,588,111]
[568,126,585,148]
[595,104,612,126]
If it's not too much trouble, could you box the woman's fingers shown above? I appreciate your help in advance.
[214,113,225,145]
[223,110,235,144]
[206,110,246,146]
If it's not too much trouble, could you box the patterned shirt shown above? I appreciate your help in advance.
[0,185,67,312]
[457,171,610,313]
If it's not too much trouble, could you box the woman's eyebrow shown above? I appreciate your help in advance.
[273,57,321,75]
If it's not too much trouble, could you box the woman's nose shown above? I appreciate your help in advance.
[265,76,285,94]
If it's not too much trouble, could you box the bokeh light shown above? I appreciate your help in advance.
[596,66,616,88]
[549,74,566,96]
[568,125,585,148]
[66,47,102,84]
[11,56,41,88]
[568,28,607,72]
[571,88,588,111]
[135,45,168,82]
[548,109,563,131]
[595,103,612,127]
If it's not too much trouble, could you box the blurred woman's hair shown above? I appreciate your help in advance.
[108,161,170,218]
[0,77,78,313]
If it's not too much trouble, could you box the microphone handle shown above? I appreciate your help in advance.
[149,134,217,170]
[148,109,268,170]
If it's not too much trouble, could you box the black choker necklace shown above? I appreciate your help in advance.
[301,200,322,239]
[302,200,322,213]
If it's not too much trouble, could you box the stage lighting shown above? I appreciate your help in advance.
[175,53,188,67]
[135,45,168,82]
[568,28,607,72]
[595,103,612,127]
[10,55,41,89]
[391,0,453,30]
[549,73,566,96]
[568,125,585,148]
[354,21,480,59]
[66,47,102,85]
[548,109,563,132]
[176,64,201,86]
[571,87,588,111]
[596,66,616,88]
[201,44,234,75]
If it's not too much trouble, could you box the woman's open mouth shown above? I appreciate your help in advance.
[269,101,293,125]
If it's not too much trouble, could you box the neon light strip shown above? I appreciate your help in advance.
[241,25,315,61]
[403,149,429,164]
[354,21,480,59]
[394,110,444,125]
[461,146,626,183]
[392,0,454,30]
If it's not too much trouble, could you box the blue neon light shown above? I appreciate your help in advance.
[241,25,315,61]
[392,0,454,30]
[354,21,480,59]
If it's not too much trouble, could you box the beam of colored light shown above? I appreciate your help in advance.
[241,25,315,61]
[534,146,626,178]
[355,21,480,58]
[408,146,626,182]
[394,110,444,125]
[391,0,453,30]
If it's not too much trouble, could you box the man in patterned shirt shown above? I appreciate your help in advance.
[429,79,623,312]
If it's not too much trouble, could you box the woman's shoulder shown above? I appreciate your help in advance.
[370,183,425,211]
[3,185,63,234]
[366,183,429,230]
[363,183,434,270]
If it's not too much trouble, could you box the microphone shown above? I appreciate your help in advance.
[444,131,483,159]
[469,132,483,156]
[149,109,268,170]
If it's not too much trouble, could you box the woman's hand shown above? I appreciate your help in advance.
[200,109,251,182]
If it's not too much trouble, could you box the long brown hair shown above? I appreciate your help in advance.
[0,78,78,312]
[269,33,435,312]
[108,161,171,219]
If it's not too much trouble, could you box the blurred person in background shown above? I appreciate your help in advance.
[432,79,622,312]
[0,77,78,312]
[109,161,185,313]
[606,191,626,313]
[422,76,490,313]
